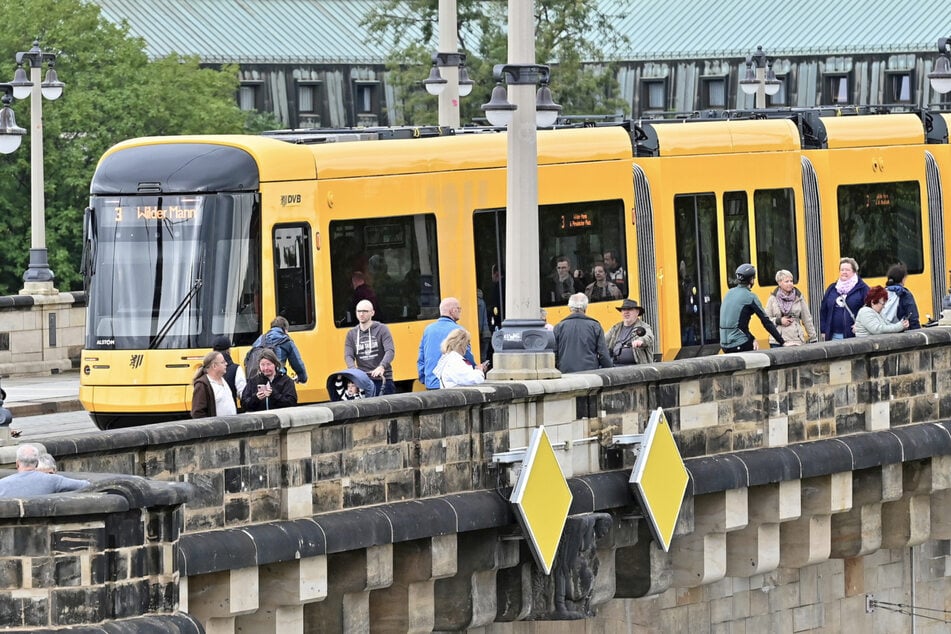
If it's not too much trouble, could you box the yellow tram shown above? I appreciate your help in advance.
[80,111,949,428]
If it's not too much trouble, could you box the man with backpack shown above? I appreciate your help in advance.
[245,316,308,383]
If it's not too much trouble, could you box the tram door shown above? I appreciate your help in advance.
[472,209,506,337]
[674,194,722,358]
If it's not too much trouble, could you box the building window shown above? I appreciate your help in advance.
[353,81,381,126]
[886,71,913,104]
[700,77,727,109]
[823,74,851,105]
[770,76,788,106]
[238,82,262,111]
[298,82,319,113]
[297,81,322,128]
[640,79,667,113]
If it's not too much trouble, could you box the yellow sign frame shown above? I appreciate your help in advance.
[629,407,689,552]
[510,425,573,575]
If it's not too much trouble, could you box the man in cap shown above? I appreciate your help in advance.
[606,299,654,365]
[720,263,785,353]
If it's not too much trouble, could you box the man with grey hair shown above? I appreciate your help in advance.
[553,293,613,373]
[37,453,57,473]
[0,445,89,497]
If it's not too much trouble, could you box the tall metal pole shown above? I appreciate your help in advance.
[18,43,57,295]
[437,0,460,127]
[488,0,559,380]
[505,0,538,324]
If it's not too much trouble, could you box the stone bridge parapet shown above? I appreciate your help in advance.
[3,329,951,631]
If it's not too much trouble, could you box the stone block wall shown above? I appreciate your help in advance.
[0,475,199,632]
[0,292,85,376]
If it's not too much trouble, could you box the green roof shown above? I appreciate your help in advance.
[92,0,951,64]
[605,0,948,60]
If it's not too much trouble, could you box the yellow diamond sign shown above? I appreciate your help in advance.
[629,408,688,552]
[510,425,573,575]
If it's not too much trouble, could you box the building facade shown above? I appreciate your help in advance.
[94,0,951,127]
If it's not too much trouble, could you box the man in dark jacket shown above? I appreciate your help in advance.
[720,263,785,353]
[553,293,613,373]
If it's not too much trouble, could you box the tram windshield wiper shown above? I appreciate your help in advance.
[148,278,203,349]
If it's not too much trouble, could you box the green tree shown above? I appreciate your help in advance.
[0,0,252,293]
[364,0,628,126]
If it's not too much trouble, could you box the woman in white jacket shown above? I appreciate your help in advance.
[854,285,909,337]
[434,328,488,388]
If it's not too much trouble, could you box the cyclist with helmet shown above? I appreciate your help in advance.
[720,264,785,353]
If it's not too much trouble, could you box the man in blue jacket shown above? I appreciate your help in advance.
[249,316,308,383]
[418,297,475,389]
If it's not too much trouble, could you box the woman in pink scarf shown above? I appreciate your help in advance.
[819,257,869,340]
[766,270,816,346]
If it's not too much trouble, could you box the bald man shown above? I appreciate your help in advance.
[417,297,475,389]
[344,299,396,396]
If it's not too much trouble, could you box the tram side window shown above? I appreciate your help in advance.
[329,214,440,327]
[723,191,750,284]
[538,200,626,308]
[753,188,798,286]
[837,182,923,278]
[273,224,315,330]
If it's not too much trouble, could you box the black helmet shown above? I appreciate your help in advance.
[736,263,756,285]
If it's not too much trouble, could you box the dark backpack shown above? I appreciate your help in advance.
[244,344,277,381]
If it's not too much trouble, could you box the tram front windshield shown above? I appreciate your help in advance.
[84,193,261,350]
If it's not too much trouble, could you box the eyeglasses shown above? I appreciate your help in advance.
[356,309,371,313]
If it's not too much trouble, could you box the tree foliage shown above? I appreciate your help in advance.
[0,0,252,293]
[363,0,628,126]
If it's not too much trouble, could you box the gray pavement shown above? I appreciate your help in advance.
[2,371,82,417]
[1,371,96,441]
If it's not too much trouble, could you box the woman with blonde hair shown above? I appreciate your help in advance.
[433,328,488,388]
[765,270,816,346]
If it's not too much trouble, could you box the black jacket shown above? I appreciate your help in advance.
[241,373,298,411]
[553,312,613,373]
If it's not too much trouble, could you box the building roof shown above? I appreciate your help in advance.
[606,0,949,60]
[93,0,951,64]
[93,0,413,64]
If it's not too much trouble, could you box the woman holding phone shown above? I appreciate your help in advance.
[241,349,298,411]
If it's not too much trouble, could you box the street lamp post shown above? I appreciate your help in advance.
[11,40,64,295]
[928,37,951,95]
[422,0,474,127]
[739,45,781,109]
[481,0,562,381]
[0,84,26,154]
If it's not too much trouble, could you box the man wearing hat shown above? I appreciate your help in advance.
[212,336,247,405]
[606,299,654,365]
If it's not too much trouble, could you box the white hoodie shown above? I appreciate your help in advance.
[433,351,485,388]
